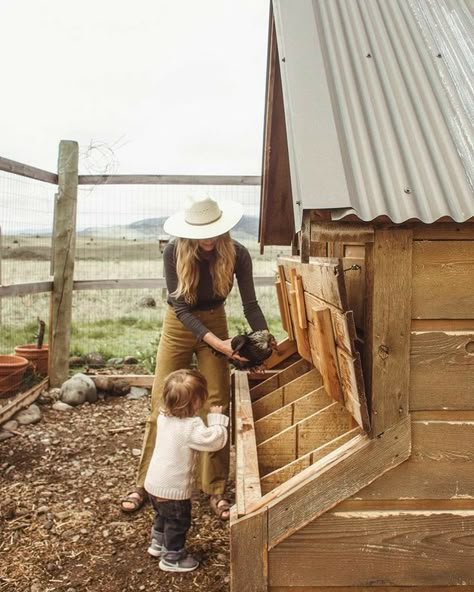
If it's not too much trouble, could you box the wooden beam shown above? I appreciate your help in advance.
[0,379,48,425]
[230,505,268,592]
[365,229,413,435]
[90,374,154,387]
[310,221,374,244]
[49,140,79,388]
[288,290,312,361]
[266,416,411,548]
[277,265,294,340]
[0,155,58,184]
[234,371,262,516]
[78,174,261,185]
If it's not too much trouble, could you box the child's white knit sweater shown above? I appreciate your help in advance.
[144,410,229,500]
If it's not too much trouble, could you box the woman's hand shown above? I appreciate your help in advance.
[210,405,223,414]
[203,333,249,363]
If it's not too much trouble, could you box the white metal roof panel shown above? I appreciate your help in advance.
[273,0,474,223]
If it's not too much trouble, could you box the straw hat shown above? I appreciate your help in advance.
[163,196,243,239]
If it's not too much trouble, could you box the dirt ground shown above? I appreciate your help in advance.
[0,384,233,592]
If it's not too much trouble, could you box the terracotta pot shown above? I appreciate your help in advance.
[0,355,29,398]
[14,344,49,376]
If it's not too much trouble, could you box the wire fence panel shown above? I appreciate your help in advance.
[0,171,55,352]
[1,170,290,361]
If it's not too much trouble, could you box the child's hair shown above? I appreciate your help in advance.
[162,369,208,418]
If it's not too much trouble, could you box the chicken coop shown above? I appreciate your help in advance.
[230,1,474,590]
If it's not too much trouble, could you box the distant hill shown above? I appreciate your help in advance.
[79,214,259,240]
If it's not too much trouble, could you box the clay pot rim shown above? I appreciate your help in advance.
[14,344,49,351]
[0,354,30,367]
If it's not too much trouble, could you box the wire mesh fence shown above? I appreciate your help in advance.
[1,166,290,363]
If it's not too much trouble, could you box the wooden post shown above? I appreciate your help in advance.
[49,140,78,387]
[365,228,412,435]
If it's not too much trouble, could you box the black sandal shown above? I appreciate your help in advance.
[209,494,231,521]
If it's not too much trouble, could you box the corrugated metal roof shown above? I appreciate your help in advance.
[273,0,474,224]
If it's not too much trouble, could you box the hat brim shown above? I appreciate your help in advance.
[163,201,244,239]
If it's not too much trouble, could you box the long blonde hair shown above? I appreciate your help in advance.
[172,233,236,305]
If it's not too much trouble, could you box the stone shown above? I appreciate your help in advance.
[84,352,106,368]
[15,404,42,425]
[60,373,97,406]
[52,401,74,412]
[69,355,86,367]
[126,386,148,400]
[107,357,124,366]
[123,356,139,365]
[2,420,18,432]
[0,431,14,442]
[111,379,130,397]
[138,296,156,308]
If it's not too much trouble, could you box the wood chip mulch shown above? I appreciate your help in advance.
[0,390,232,592]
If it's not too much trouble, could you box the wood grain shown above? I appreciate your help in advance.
[250,358,312,400]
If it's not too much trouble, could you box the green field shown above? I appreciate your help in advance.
[0,235,289,366]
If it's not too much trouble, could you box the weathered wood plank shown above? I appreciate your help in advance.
[254,386,332,444]
[277,265,295,341]
[337,346,370,432]
[263,338,298,370]
[250,358,312,400]
[366,229,413,435]
[0,155,58,184]
[353,419,474,500]
[288,289,312,361]
[257,402,351,476]
[271,587,474,592]
[269,511,474,586]
[252,368,322,421]
[342,256,365,330]
[260,428,361,495]
[310,222,374,244]
[267,417,411,548]
[90,374,154,387]
[230,506,268,592]
[310,307,344,403]
[0,379,48,425]
[234,371,261,516]
[412,240,474,319]
[78,174,261,185]
[410,330,474,411]
[413,223,474,240]
[275,280,290,333]
[278,256,347,311]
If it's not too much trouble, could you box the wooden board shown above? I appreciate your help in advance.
[352,418,474,500]
[266,417,411,548]
[337,347,370,432]
[278,256,348,311]
[257,402,352,476]
[269,511,474,586]
[341,256,365,330]
[310,307,344,403]
[0,379,48,425]
[277,265,294,340]
[366,229,413,435]
[260,428,361,495]
[412,240,474,319]
[288,289,312,361]
[252,368,322,421]
[264,338,298,370]
[254,386,332,444]
[250,358,312,400]
[410,330,474,411]
[234,371,261,516]
[230,506,268,592]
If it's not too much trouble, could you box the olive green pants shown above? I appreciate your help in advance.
[136,305,230,495]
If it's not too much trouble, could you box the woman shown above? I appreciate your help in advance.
[121,196,269,520]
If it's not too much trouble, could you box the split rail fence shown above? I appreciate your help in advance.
[0,140,281,388]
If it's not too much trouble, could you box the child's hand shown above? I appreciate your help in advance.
[210,405,223,414]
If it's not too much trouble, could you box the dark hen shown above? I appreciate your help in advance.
[229,330,277,370]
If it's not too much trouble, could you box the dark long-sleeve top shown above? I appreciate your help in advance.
[163,239,267,340]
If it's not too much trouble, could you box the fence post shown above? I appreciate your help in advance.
[49,140,78,387]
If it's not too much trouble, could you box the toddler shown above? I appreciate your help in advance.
[144,368,229,572]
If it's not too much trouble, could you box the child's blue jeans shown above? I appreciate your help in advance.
[150,496,192,559]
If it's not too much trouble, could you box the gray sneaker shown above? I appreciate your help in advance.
[159,553,199,573]
[147,528,164,557]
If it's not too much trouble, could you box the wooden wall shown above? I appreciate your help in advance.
[268,225,474,590]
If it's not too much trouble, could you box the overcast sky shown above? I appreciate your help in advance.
[0,0,270,176]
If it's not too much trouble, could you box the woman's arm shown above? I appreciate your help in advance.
[234,243,268,332]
